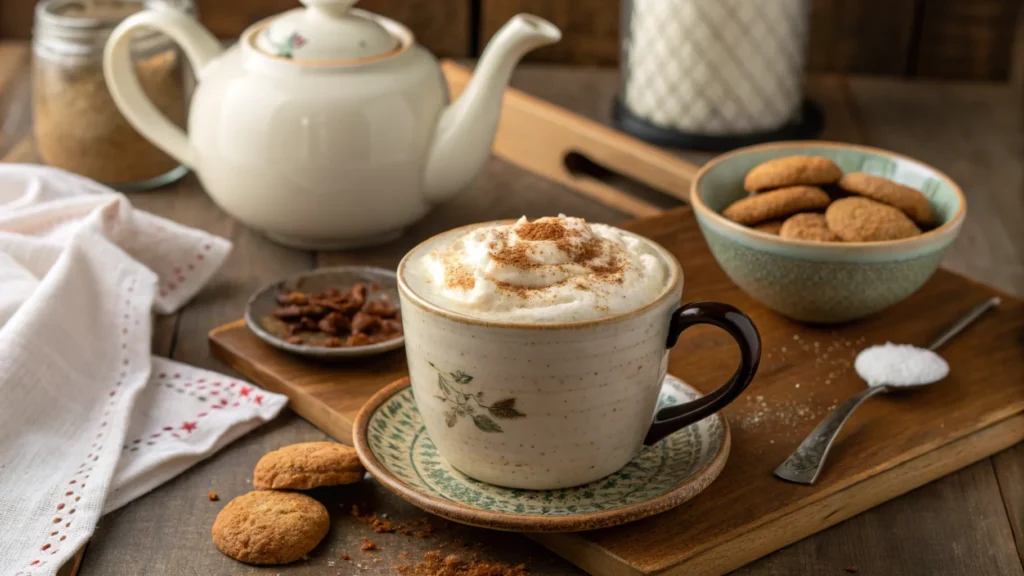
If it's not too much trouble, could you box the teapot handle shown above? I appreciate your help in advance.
[103,7,222,169]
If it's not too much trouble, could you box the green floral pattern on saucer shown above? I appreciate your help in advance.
[364,375,727,525]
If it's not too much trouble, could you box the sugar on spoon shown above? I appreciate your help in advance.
[774,296,1001,485]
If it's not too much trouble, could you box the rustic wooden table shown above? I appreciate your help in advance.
[2,41,1023,575]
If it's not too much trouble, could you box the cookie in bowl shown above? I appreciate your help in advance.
[778,213,839,242]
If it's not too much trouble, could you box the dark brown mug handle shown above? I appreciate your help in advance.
[644,301,761,445]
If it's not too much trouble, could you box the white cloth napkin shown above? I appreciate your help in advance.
[0,165,288,576]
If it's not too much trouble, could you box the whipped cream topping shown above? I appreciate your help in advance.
[406,216,670,322]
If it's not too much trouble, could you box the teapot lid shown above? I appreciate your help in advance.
[254,0,401,62]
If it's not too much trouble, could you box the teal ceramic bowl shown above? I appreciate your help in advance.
[691,141,966,324]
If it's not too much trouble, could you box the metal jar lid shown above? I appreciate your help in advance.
[33,0,196,60]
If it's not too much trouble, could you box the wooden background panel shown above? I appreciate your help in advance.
[914,0,1024,80]
[4,0,1024,80]
[1014,4,1024,85]
[805,0,918,75]
[481,0,619,65]
[481,0,1024,80]
[0,0,36,39]
[195,0,472,56]
[0,0,473,57]
[481,0,924,73]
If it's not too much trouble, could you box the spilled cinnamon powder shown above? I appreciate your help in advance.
[397,551,529,576]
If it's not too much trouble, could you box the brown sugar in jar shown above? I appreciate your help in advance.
[32,0,194,189]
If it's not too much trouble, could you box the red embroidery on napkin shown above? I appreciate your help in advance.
[157,241,216,299]
[121,373,267,452]
[21,275,141,573]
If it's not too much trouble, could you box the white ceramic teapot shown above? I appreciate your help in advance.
[103,1,560,248]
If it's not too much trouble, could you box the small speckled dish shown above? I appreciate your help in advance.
[691,141,967,324]
[353,375,729,532]
[244,266,403,360]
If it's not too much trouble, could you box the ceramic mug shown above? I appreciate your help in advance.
[397,224,761,489]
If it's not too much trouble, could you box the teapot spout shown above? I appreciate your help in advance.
[422,14,560,204]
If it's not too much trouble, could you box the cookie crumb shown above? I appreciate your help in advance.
[415,518,436,538]
[353,506,409,534]
[372,518,397,533]
[208,491,218,501]
[845,567,859,574]
[340,552,352,561]
[361,537,378,551]
[396,551,528,576]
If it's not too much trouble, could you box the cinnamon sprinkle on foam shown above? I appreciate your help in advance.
[514,219,570,241]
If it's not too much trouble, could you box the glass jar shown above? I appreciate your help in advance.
[32,0,195,190]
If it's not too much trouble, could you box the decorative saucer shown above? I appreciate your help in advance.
[353,375,730,532]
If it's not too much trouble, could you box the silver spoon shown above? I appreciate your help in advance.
[774,296,1001,485]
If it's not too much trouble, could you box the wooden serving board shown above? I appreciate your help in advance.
[210,319,407,443]
[210,208,1024,576]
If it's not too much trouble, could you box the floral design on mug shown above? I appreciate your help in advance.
[271,32,307,59]
[429,362,524,433]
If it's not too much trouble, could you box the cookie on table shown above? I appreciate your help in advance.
[752,219,785,235]
[779,213,840,242]
[722,186,831,226]
[254,441,365,490]
[212,491,329,565]
[744,155,843,192]
[825,197,922,242]
[837,172,935,226]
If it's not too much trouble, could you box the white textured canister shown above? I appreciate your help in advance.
[621,0,811,136]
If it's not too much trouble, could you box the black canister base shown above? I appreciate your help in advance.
[612,99,824,152]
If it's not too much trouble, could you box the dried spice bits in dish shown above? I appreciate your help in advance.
[263,283,402,348]
[723,156,935,242]
[245,266,404,358]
